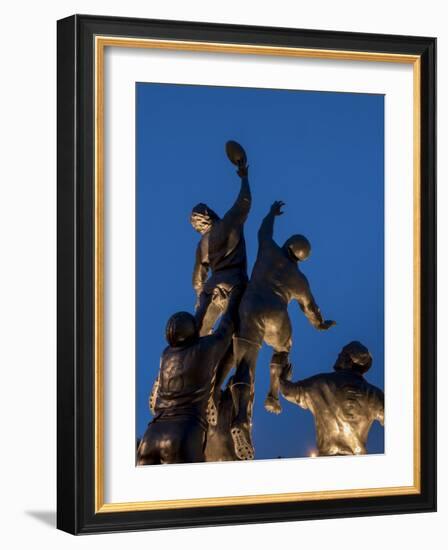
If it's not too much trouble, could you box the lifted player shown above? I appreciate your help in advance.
[231,200,335,459]
[190,141,251,336]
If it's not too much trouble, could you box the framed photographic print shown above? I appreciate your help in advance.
[57,14,436,534]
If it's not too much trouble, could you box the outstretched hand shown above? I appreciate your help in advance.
[270,201,285,216]
[318,320,336,331]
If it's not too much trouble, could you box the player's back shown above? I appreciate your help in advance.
[301,371,384,455]
[155,343,213,424]
[248,241,304,305]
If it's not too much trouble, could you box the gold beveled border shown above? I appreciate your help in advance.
[94,36,422,513]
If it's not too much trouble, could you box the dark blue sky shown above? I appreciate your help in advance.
[136,82,384,459]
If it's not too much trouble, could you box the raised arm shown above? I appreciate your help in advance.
[192,241,209,300]
[258,200,284,246]
[222,164,252,227]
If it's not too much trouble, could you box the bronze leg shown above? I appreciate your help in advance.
[265,351,289,414]
[229,338,259,459]
[195,290,222,336]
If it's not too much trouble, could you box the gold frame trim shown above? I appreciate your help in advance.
[94,36,421,513]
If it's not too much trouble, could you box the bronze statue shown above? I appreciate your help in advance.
[191,141,251,336]
[136,290,241,465]
[230,200,335,459]
[279,341,384,456]
[137,140,383,466]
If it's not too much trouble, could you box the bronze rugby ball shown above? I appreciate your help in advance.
[225,140,247,166]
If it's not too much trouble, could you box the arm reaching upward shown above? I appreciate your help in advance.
[192,241,209,300]
[222,167,252,227]
[258,200,285,246]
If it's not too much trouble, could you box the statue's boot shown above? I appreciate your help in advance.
[264,352,289,414]
[230,382,254,460]
[206,388,221,427]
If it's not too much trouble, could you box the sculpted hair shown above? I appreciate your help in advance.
[165,311,198,347]
[190,203,220,231]
[333,341,373,375]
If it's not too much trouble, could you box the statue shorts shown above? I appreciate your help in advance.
[195,281,247,336]
[234,290,292,398]
[137,415,206,465]
[237,290,293,353]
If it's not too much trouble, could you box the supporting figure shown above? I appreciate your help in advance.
[231,200,335,460]
[136,291,241,465]
[204,377,239,462]
[190,141,251,336]
[280,341,384,456]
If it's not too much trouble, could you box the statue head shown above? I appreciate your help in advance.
[165,311,199,347]
[190,203,220,234]
[333,341,373,375]
[282,234,311,262]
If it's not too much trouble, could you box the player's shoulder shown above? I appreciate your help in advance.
[197,333,219,351]
[294,265,309,284]
[161,345,171,357]
[323,371,363,389]
[262,239,284,259]
[339,373,383,400]
[301,372,331,387]
[366,381,384,401]
[209,217,229,240]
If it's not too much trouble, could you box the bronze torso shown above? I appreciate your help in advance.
[199,217,248,293]
[246,241,309,306]
[155,343,216,427]
[291,371,384,455]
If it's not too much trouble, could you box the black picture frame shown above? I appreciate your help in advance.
[57,14,436,534]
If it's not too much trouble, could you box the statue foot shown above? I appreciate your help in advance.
[231,422,254,460]
[264,395,282,415]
